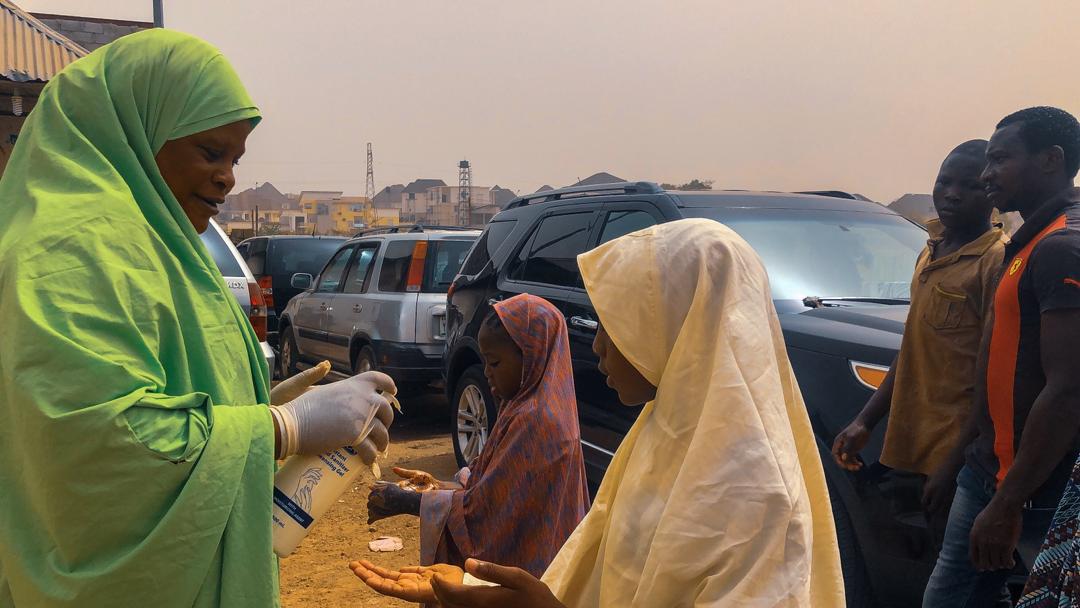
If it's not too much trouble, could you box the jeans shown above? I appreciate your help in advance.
[923,465,1057,608]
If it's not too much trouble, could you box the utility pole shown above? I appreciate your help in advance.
[365,143,376,227]
[457,160,471,227]
[152,0,164,27]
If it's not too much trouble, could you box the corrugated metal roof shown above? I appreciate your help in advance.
[0,0,86,83]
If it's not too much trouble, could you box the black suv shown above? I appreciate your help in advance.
[445,182,934,607]
[236,235,348,353]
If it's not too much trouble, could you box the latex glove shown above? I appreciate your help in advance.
[270,371,396,460]
[270,361,331,405]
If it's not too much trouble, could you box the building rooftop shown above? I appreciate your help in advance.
[0,0,87,83]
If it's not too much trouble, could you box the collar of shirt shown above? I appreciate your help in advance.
[923,219,1006,271]
[1007,187,1080,256]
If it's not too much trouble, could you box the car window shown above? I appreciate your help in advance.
[199,227,245,277]
[684,207,925,301]
[316,246,354,293]
[378,240,418,293]
[343,246,378,294]
[244,238,267,275]
[459,220,516,276]
[509,212,593,289]
[271,238,346,277]
[423,239,475,293]
[599,210,657,244]
[236,242,250,258]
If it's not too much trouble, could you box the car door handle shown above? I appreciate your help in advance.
[353,304,363,313]
[569,316,598,331]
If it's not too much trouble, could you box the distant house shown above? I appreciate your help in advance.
[889,192,1023,235]
[889,194,936,225]
[534,185,554,193]
[0,1,87,176]
[400,179,448,223]
[490,185,517,209]
[31,12,150,52]
[570,172,626,187]
[373,184,405,209]
[224,182,292,212]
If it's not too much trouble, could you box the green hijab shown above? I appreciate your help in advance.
[0,29,277,606]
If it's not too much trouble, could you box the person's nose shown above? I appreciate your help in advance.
[215,164,236,194]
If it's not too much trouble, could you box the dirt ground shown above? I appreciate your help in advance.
[279,397,460,608]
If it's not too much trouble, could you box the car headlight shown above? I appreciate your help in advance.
[850,360,889,390]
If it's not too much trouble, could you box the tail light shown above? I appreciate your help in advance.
[247,280,268,342]
[405,241,429,293]
[257,275,274,309]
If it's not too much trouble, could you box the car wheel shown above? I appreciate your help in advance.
[353,345,376,374]
[451,364,497,468]
[279,325,300,378]
[826,476,875,607]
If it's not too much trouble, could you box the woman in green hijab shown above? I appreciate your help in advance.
[0,30,395,607]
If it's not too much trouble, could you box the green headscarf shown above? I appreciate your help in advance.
[0,29,277,607]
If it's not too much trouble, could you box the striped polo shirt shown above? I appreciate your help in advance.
[968,188,1080,503]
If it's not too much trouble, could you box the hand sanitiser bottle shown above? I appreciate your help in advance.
[271,392,399,557]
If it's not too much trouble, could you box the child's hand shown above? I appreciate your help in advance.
[367,482,421,524]
[350,560,463,603]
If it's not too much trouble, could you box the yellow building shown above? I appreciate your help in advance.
[332,196,370,233]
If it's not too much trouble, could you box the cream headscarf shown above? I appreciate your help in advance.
[541,219,845,607]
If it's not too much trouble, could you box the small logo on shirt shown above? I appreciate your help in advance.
[1009,258,1024,276]
[1065,278,1080,289]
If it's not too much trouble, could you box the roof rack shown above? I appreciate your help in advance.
[505,181,663,210]
[352,224,477,237]
[794,190,858,200]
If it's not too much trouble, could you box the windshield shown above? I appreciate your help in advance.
[684,208,926,302]
[269,238,349,276]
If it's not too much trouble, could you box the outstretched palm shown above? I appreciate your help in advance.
[350,560,463,603]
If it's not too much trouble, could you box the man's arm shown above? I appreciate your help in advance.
[993,309,1080,507]
[970,234,1080,570]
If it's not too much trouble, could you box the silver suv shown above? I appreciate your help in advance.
[278,226,479,391]
[199,219,275,376]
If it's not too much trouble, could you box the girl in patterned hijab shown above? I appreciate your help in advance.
[364,293,590,577]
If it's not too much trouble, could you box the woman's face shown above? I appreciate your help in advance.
[478,322,523,403]
[593,324,657,406]
[155,119,252,233]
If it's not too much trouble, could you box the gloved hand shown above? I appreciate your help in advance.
[270,371,396,461]
[270,361,331,405]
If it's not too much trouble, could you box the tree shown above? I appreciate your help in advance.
[660,179,714,191]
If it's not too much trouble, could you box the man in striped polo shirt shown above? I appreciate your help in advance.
[923,107,1080,607]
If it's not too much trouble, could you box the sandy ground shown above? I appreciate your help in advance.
[279,396,460,608]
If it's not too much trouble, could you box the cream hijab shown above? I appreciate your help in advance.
[541,219,845,607]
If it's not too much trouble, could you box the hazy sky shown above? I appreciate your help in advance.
[21,1,1080,201]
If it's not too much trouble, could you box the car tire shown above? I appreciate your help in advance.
[353,345,377,375]
[827,476,875,607]
[279,324,300,379]
[451,364,497,468]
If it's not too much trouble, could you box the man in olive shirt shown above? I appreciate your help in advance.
[923,107,1080,607]
[832,141,1006,536]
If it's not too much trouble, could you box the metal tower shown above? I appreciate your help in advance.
[457,160,472,227]
[365,143,376,226]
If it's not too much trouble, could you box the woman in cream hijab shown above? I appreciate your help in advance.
[353,218,845,607]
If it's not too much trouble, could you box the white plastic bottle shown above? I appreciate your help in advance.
[271,392,398,557]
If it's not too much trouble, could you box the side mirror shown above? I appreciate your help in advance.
[291,273,313,290]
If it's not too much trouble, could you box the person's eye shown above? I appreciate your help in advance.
[200,146,222,161]
[232,158,241,167]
